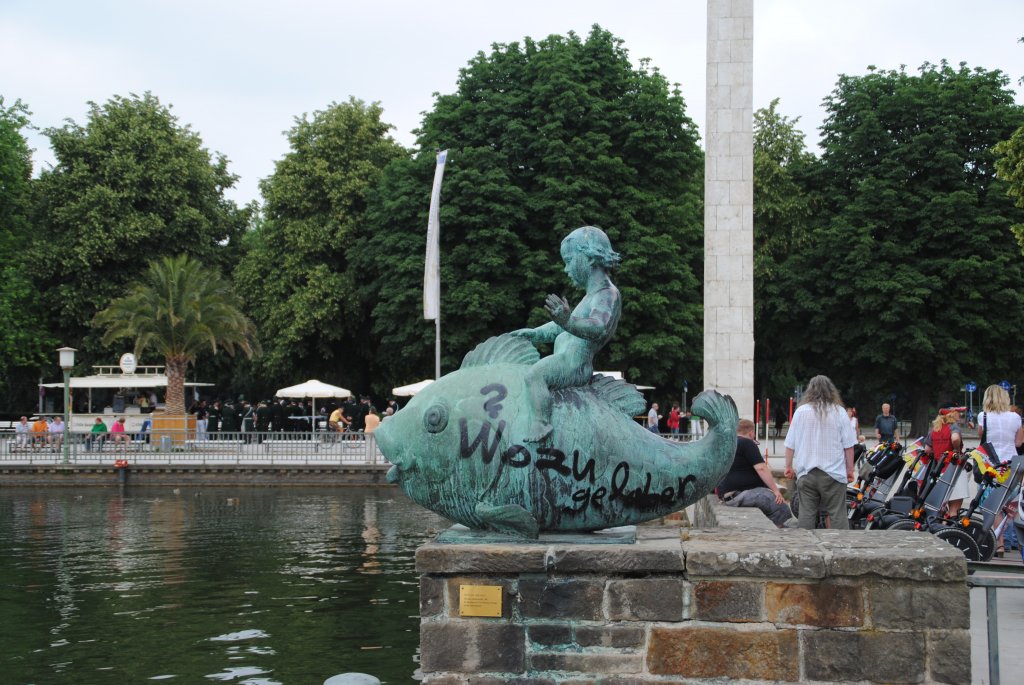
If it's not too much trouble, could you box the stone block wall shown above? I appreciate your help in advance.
[417,504,969,684]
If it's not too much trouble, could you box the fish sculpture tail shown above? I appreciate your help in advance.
[673,389,740,498]
[691,389,739,436]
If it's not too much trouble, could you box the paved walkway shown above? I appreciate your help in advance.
[971,557,1024,684]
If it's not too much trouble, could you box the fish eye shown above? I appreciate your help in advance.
[423,404,449,434]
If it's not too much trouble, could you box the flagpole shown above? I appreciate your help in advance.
[424,149,448,380]
[435,310,441,380]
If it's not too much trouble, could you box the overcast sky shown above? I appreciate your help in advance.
[3,0,1022,207]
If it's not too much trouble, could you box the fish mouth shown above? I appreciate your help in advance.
[385,459,418,484]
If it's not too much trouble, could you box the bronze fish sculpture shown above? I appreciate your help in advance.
[374,335,738,538]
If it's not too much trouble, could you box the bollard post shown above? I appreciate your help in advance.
[115,459,129,485]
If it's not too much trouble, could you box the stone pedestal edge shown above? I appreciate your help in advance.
[417,497,969,684]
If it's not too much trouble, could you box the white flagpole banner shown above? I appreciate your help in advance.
[423,149,448,320]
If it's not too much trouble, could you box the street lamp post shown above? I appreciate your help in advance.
[57,346,76,464]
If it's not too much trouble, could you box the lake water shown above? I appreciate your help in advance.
[0,487,448,684]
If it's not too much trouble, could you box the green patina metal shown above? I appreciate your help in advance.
[374,227,739,539]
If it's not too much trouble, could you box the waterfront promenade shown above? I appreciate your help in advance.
[0,431,390,486]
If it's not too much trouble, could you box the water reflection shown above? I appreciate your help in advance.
[0,487,447,683]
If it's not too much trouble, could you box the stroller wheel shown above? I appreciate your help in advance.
[934,527,981,561]
[959,521,997,562]
[888,519,919,532]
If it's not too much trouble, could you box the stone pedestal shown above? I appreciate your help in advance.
[416,502,970,684]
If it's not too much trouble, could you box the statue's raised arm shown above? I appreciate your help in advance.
[511,226,623,442]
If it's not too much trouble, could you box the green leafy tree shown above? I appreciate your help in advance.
[234,98,405,390]
[33,92,249,366]
[351,26,704,395]
[995,124,1024,248]
[752,99,817,400]
[782,62,1024,433]
[0,97,55,411]
[987,35,1024,250]
[94,255,257,415]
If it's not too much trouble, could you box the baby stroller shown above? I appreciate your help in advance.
[858,440,925,530]
[946,447,1024,561]
[847,441,906,529]
[865,443,982,560]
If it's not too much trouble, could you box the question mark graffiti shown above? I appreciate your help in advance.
[480,383,508,419]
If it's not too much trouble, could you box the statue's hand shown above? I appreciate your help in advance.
[510,328,536,341]
[545,294,571,326]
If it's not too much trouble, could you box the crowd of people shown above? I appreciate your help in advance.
[185,395,401,441]
[11,414,139,451]
[644,401,706,437]
[712,376,1024,549]
[12,415,64,450]
[10,393,404,449]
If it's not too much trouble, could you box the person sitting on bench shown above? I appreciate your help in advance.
[719,419,793,527]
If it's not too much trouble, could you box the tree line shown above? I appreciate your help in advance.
[2,26,1023,435]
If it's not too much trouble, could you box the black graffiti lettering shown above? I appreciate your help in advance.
[642,472,652,495]
[571,450,596,484]
[458,418,505,463]
[564,485,608,514]
[457,431,696,516]
[609,461,630,500]
[625,472,658,509]
[503,444,532,468]
[480,383,508,419]
[571,488,591,511]
[677,475,698,501]
[535,447,571,476]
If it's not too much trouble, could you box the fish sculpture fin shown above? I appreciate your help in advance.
[589,374,648,417]
[461,334,541,369]
[691,389,739,430]
[475,502,541,539]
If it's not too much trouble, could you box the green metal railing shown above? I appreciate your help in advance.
[0,430,387,465]
[967,561,1024,685]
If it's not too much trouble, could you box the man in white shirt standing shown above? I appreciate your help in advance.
[647,403,661,434]
[783,375,857,529]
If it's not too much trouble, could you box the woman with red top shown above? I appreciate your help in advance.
[667,403,682,437]
[110,417,130,451]
[923,409,966,518]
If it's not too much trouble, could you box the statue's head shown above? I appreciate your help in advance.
[561,226,621,269]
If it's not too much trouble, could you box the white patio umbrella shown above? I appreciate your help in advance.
[275,379,352,425]
[391,379,435,397]
[594,371,655,391]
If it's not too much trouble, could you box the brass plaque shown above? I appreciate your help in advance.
[458,584,502,617]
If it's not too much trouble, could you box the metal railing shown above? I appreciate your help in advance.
[967,561,1024,685]
[0,430,387,465]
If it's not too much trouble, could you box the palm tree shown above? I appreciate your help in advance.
[94,254,258,415]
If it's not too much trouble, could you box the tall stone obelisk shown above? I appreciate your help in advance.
[704,0,754,420]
